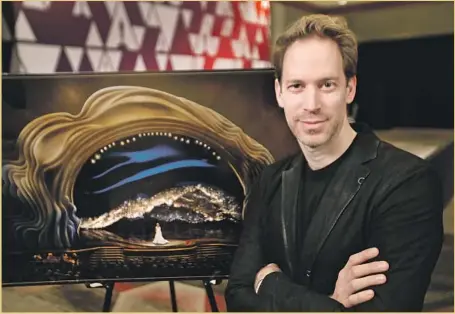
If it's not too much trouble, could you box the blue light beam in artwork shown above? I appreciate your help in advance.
[92,159,215,194]
[92,145,181,179]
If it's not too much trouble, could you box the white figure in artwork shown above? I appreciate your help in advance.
[152,223,169,245]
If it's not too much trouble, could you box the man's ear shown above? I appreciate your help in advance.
[346,75,357,104]
[275,78,284,108]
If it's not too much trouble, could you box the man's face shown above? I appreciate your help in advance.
[275,36,356,149]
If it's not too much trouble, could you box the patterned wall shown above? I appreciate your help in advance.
[2,1,271,73]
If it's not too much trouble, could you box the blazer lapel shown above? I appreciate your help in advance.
[299,131,380,282]
[280,154,304,277]
[300,164,371,282]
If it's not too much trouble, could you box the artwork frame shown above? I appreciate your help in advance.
[2,69,299,287]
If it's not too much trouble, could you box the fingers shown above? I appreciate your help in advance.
[345,247,379,267]
[351,261,389,278]
[350,274,387,292]
[334,248,388,308]
[345,289,375,308]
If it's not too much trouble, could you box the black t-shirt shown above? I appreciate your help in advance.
[296,135,359,278]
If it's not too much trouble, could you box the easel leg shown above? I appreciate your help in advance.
[102,282,115,312]
[169,280,178,312]
[203,280,219,312]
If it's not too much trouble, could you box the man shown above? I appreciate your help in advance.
[225,14,443,311]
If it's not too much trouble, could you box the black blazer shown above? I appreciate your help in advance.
[225,124,444,312]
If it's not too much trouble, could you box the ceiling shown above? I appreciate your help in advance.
[304,1,373,8]
[280,1,427,14]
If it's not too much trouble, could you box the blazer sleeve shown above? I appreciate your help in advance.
[256,163,443,312]
[354,162,444,311]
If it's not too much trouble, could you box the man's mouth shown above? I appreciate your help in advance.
[301,120,326,126]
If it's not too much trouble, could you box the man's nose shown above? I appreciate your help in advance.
[302,88,320,112]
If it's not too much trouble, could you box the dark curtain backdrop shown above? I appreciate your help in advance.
[355,34,454,130]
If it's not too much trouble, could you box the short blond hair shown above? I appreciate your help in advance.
[272,14,358,82]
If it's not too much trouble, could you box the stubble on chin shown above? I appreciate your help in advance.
[297,133,326,149]
[295,120,340,149]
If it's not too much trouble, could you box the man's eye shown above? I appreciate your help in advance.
[322,81,336,89]
[288,84,302,91]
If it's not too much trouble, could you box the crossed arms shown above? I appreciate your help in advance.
[225,164,444,312]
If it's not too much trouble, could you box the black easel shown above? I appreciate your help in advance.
[203,280,219,312]
[96,279,220,312]
[102,282,115,312]
[169,280,178,312]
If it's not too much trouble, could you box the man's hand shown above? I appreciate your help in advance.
[331,247,389,308]
[254,263,281,294]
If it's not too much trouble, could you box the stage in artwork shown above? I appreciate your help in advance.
[2,82,279,285]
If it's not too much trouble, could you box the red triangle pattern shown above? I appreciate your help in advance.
[243,59,252,69]
[211,15,225,37]
[217,37,234,59]
[118,50,138,71]
[230,19,242,41]
[231,2,243,21]
[166,57,173,71]
[142,51,158,70]
[244,24,258,47]
[186,5,204,33]
[169,12,193,55]
[257,33,270,60]
[203,56,216,70]
[205,2,217,14]
[181,1,200,11]
[140,28,161,54]
[14,1,271,73]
